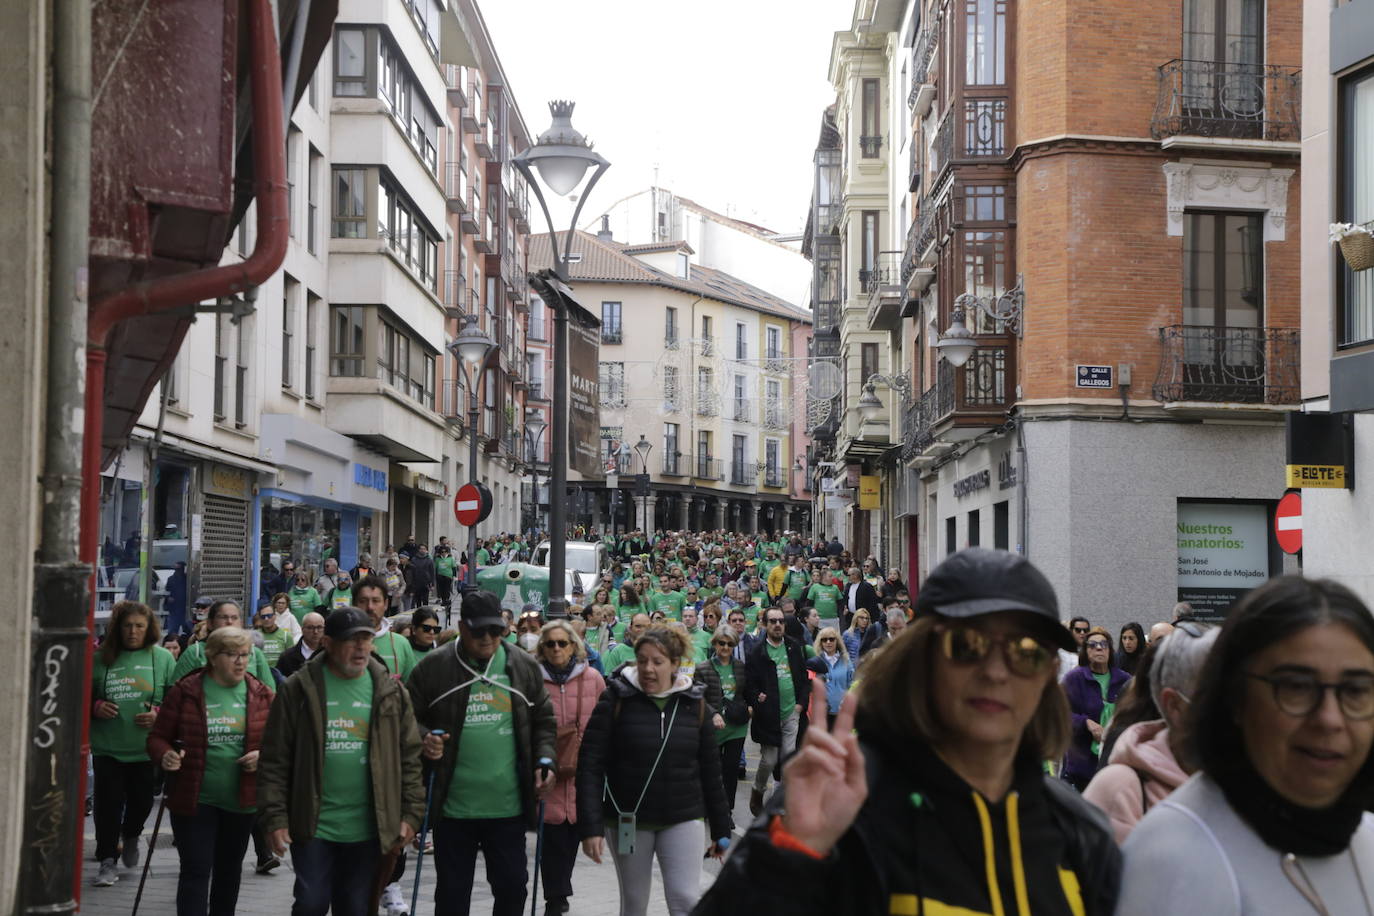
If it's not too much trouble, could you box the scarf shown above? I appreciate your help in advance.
[1218,761,1365,857]
[545,657,578,686]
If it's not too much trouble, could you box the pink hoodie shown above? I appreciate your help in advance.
[1082,719,1189,845]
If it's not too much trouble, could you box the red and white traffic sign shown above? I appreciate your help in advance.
[454,483,484,526]
[1275,491,1302,555]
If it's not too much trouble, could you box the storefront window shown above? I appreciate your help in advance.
[260,496,342,580]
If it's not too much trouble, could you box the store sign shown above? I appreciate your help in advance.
[858,475,881,510]
[820,477,837,494]
[1286,412,1354,490]
[414,474,446,497]
[354,463,387,491]
[1176,502,1272,620]
[954,469,991,498]
[1285,465,1346,488]
[203,463,251,500]
[599,426,623,440]
[998,452,1018,490]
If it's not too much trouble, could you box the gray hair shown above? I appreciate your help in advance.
[885,607,907,626]
[538,618,587,661]
[1150,625,1220,712]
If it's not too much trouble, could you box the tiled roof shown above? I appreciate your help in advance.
[529,231,811,323]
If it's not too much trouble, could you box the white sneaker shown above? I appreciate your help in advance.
[94,859,119,886]
[381,882,409,916]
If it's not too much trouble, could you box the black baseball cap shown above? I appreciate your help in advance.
[194,595,213,607]
[324,607,374,640]
[914,548,1074,651]
[460,590,506,629]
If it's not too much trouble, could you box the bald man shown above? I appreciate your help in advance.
[276,611,325,677]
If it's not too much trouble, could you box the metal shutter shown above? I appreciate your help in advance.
[201,494,249,606]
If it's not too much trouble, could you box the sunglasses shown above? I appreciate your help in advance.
[418,624,442,634]
[1071,627,1090,634]
[543,639,571,649]
[1086,639,1110,650]
[470,625,504,639]
[821,637,837,643]
[940,626,1054,678]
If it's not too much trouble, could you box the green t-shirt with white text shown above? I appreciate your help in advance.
[807,583,842,619]
[316,666,375,843]
[767,640,795,720]
[91,646,176,762]
[649,589,686,621]
[200,677,251,812]
[259,628,294,668]
[444,645,521,819]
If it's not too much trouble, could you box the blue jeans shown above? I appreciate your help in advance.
[434,816,528,916]
[169,804,255,916]
[289,836,380,916]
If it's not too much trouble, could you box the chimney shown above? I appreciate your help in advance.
[597,215,613,243]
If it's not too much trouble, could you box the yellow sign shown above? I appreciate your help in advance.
[204,463,251,500]
[858,475,881,510]
[1286,464,1346,489]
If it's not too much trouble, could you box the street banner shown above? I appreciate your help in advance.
[568,310,603,478]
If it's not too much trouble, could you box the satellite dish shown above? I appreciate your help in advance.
[807,361,842,400]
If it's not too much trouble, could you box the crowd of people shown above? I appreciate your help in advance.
[86,527,1374,916]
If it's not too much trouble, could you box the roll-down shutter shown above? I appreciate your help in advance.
[201,494,249,606]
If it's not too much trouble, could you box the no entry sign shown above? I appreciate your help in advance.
[1274,491,1302,555]
[454,482,493,526]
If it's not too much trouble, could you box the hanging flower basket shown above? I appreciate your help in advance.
[1332,222,1374,271]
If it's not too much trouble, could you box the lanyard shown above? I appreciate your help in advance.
[606,699,680,818]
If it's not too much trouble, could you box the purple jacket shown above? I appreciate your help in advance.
[1061,665,1132,785]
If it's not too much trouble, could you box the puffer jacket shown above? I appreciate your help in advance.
[575,667,731,842]
[147,670,275,816]
[696,717,1121,916]
[541,661,605,826]
[1082,719,1188,844]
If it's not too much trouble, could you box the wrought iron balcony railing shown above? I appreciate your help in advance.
[602,328,622,345]
[1152,325,1300,404]
[694,456,724,481]
[764,466,785,488]
[900,347,1015,457]
[662,452,685,476]
[859,250,902,295]
[912,12,940,84]
[859,135,883,158]
[730,461,754,486]
[1150,59,1301,143]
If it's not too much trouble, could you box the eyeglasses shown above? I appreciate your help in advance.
[418,624,442,634]
[470,625,504,639]
[1071,626,1090,635]
[1247,671,1374,720]
[543,639,571,649]
[939,626,1055,678]
[1085,639,1110,650]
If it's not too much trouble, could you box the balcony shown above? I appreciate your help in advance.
[908,142,922,193]
[901,348,1016,457]
[814,202,840,235]
[328,376,445,462]
[732,400,750,422]
[527,382,547,402]
[1152,325,1300,405]
[443,66,468,109]
[863,251,904,331]
[730,461,754,487]
[473,212,493,254]
[933,109,954,182]
[859,135,884,158]
[440,378,466,425]
[528,316,547,342]
[694,456,724,481]
[662,452,686,477]
[764,405,786,429]
[460,187,480,234]
[602,327,623,345]
[911,11,940,85]
[443,270,466,319]
[445,162,468,214]
[764,466,785,488]
[901,212,937,297]
[764,352,788,373]
[1150,59,1302,150]
[474,119,494,159]
[507,178,529,230]
[697,394,718,417]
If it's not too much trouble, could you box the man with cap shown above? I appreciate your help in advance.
[406,590,557,916]
[177,595,214,648]
[258,607,426,916]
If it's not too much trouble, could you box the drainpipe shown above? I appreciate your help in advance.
[20,0,91,906]
[68,0,286,903]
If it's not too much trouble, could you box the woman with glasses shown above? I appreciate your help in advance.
[843,608,871,662]
[1117,577,1374,914]
[537,619,604,916]
[408,607,444,655]
[707,629,749,824]
[809,627,854,729]
[696,548,1120,916]
[1062,626,1132,790]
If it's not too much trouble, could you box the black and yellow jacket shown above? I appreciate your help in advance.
[694,722,1120,916]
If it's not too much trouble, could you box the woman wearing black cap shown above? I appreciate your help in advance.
[696,547,1121,916]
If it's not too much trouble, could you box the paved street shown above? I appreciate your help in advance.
[78,744,763,915]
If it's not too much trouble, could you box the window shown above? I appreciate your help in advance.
[994,500,1009,550]
[598,362,625,407]
[861,342,879,384]
[308,70,319,110]
[663,365,680,411]
[664,422,680,473]
[307,147,321,255]
[305,293,319,399]
[235,316,249,428]
[732,434,748,483]
[701,315,713,354]
[963,230,1008,333]
[946,516,956,555]
[697,367,715,413]
[964,99,1007,156]
[765,379,782,426]
[379,176,441,291]
[333,28,367,96]
[601,302,622,343]
[766,326,782,360]
[164,355,180,405]
[677,252,689,277]
[697,431,713,475]
[665,306,678,345]
[964,185,1006,221]
[967,509,981,547]
[331,168,366,238]
[282,275,297,389]
[330,305,365,376]
[861,210,879,278]
[1184,212,1263,331]
[1341,68,1374,346]
[733,374,748,420]
[735,323,748,360]
[861,78,881,156]
[214,314,227,420]
[287,128,300,239]
[965,0,1007,85]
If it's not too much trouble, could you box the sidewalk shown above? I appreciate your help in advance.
[78,745,765,915]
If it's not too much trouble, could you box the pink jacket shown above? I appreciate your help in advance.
[1082,718,1188,844]
[541,661,606,825]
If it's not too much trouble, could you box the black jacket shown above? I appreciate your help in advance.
[693,725,1121,916]
[692,658,724,715]
[275,640,315,678]
[743,635,811,747]
[845,580,880,617]
[407,555,436,591]
[575,671,732,842]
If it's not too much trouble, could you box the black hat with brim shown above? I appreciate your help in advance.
[324,607,374,640]
[915,547,1075,652]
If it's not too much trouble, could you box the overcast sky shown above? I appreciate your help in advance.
[479,0,851,236]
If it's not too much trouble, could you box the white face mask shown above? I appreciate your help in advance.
[518,632,540,652]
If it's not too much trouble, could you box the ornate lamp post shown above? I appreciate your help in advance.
[448,314,496,588]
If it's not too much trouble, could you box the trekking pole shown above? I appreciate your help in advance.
[529,798,546,916]
[133,742,177,916]
[410,729,443,915]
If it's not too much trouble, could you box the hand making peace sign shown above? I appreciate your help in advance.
[780,687,867,855]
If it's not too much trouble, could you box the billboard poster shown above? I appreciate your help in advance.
[568,311,603,478]
[1176,501,1274,620]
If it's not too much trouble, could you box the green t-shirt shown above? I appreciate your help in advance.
[259,627,294,667]
[373,631,417,683]
[688,628,713,662]
[807,583,842,619]
[1092,671,1115,758]
[317,666,375,843]
[712,659,748,745]
[758,559,780,583]
[444,645,521,819]
[91,646,176,762]
[200,677,251,812]
[436,555,456,578]
[287,587,322,623]
[476,548,491,566]
[699,586,724,602]
[649,589,686,621]
[173,641,275,686]
[783,569,810,602]
[766,640,796,719]
[328,587,354,612]
[602,641,637,674]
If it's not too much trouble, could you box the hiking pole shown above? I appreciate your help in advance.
[411,729,444,915]
[133,742,178,916]
[529,799,546,916]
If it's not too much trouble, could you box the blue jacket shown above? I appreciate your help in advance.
[843,629,864,663]
[1061,665,1132,785]
[818,653,854,715]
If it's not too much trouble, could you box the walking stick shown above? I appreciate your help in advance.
[410,729,444,914]
[132,743,177,916]
[529,799,546,916]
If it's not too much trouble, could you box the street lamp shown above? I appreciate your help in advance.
[512,100,611,618]
[632,435,652,530]
[633,434,653,472]
[447,314,496,588]
[524,409,548,533]
[858,373,912,425]
[935,278,1025,368]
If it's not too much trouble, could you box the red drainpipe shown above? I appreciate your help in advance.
[74,0,287,891]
